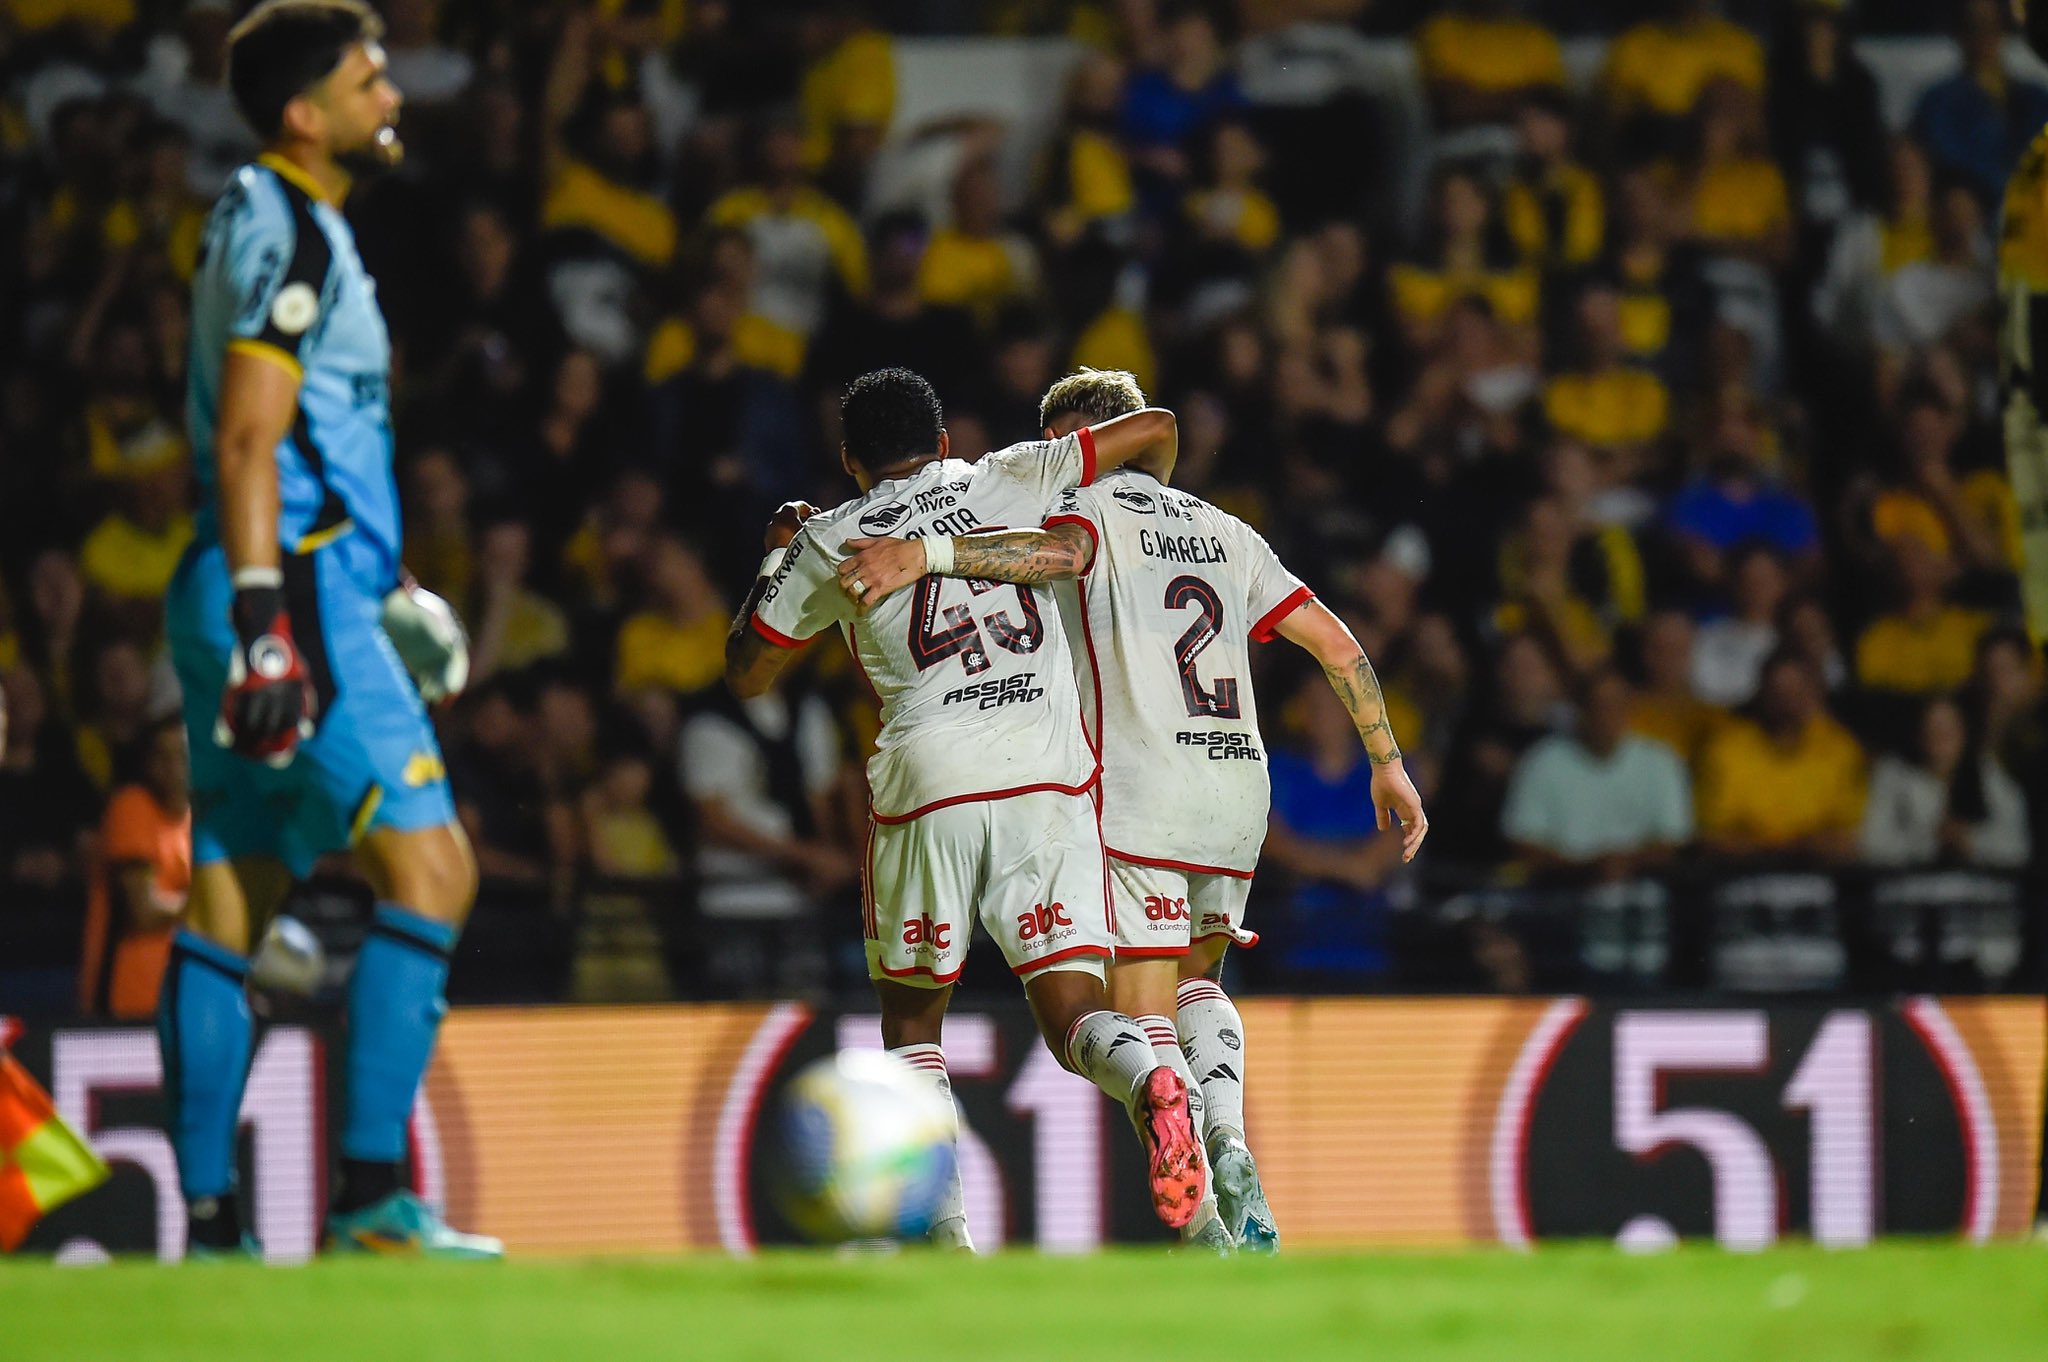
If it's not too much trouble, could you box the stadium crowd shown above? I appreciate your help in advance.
[1,0,2045,1010]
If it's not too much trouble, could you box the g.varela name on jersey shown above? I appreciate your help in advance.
[1048,468,1311,874]
[751,430,1101,822]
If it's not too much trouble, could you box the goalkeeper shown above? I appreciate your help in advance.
[160,0,494,1259]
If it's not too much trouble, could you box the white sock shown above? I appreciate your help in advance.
[890,1043,970,1247]
[1135,1013,1205,1139]
[1136,1012,1218,1238]
[1176,978,1246,1146]
[1063,1010,1161,1109]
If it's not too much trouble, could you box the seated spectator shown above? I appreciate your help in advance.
[467,520,572,682]
[447,679,563,888]
[1262,670,1406,982]
[1780,595,1850,695]
[401,448,473,607]
[1390,166,1539,351]
[582,751,681,881]
[1666,397,1820,591]
[76,319,188,482]
[707,121,869,344]
[1601,164,1713,375]
[680,679,856,992]
[1502,669,1694,883]
[1854,536,1991,697]
[1860,695,2029,869]
[1690,543,1787,707]
[0,665,97,901]
[1385,295,1534,457]
[1432,632,1573,864]
[73,637,160,793]
[1502,90,1604,272]
[1866,394,2018,578]
[19,549,86,724]
[78,461,192,632]
[1603,0,1764,135]
[1767,0,1887,237]
[1972,626,2047,778]
[1909,0,2048,205]
[78,716,188,1019]
[132,0,258,198]
[807,212,980,411]
[1816,137,1941,351]
[643,229,807,384]
[1544,284,1671,463]
[917,154,1042,324]
[1042,52,1137,252]
[1683,80,1792,269]
[1695,651,1867,862]
[1181,119,1282,261]
[615,533,730,698]
[1413,0,1566,131]
[101,120,207,281]
[1119,1,1244,191]
[540,63,678,273]
[1629,608,1727,765]
[797,1,896,186]
[1493,496,1621,679]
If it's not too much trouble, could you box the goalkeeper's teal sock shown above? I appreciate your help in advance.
[156,930,254,1223]
[337,905,455,1210]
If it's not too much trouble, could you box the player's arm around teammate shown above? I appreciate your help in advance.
[828,403,1177,610]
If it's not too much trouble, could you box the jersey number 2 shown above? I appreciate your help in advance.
[909,576,1044,674]
[1165,575,1241,718]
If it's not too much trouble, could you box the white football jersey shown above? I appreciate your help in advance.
[752,430,1101,823]
[1048,469,1311,873]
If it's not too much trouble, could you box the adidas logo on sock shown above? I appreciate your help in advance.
[1108,1032,1141,1052]
[1204,1063,1239,1084]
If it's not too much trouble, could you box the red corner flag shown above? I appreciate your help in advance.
[0,1051,109,1251]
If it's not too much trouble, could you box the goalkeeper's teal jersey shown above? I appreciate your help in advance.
[186,154,401,588]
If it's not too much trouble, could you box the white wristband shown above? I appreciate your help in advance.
[758,547,787,580]
[923,535,955,576]
[232,565,284,590]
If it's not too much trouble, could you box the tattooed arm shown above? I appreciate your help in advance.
[832,522,1095,611]
[1274,598,1429,861]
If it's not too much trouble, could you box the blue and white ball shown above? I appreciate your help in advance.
[770,1049,957,1243]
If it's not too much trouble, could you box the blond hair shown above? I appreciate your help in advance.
[1038,368,1146,431]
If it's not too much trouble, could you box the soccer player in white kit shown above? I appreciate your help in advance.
[724,368,1214,1248]
[836,369,1428,1249]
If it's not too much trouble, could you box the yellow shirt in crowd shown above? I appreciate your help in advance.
[1414,13,1565,95]
[79,513,193,603]
[543,159,678,270]
[801,28,896,167]
[1604,17,1765,117]
[1855,606,1991,695]
[615,611,728,695]
[1696,715,1867,848]
[1389,262,1541,329]
[1503,164,1606,268]
[1544,368,1670,449]
[1690,158,1790,248]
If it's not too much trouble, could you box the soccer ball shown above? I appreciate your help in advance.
[768,1049,957,1244]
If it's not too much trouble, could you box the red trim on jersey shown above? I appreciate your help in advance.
[1093,781,1114,940]
[1117,945,1192,959]
[868,772,1100,826]
[1107,847,1255,880]
[873,958,967,985]
[1065,570,1105,759]
[1076,426,1097,486]
[1250,585,1314,643]
[861,821,878,941]
[1191,928,1261,948]
[1013,943,1113,977]
[1044,512,1100,579]
[750,614,804,649]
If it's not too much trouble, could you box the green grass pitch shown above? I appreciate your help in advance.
[5,1243,2045,1361]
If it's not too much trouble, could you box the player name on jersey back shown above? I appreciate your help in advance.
[752,435,1100,823]
[1050,470,1311,874]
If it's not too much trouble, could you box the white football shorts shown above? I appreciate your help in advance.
[1107,856,1258,957]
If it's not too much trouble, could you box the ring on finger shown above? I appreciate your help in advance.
[851,577,869,598]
